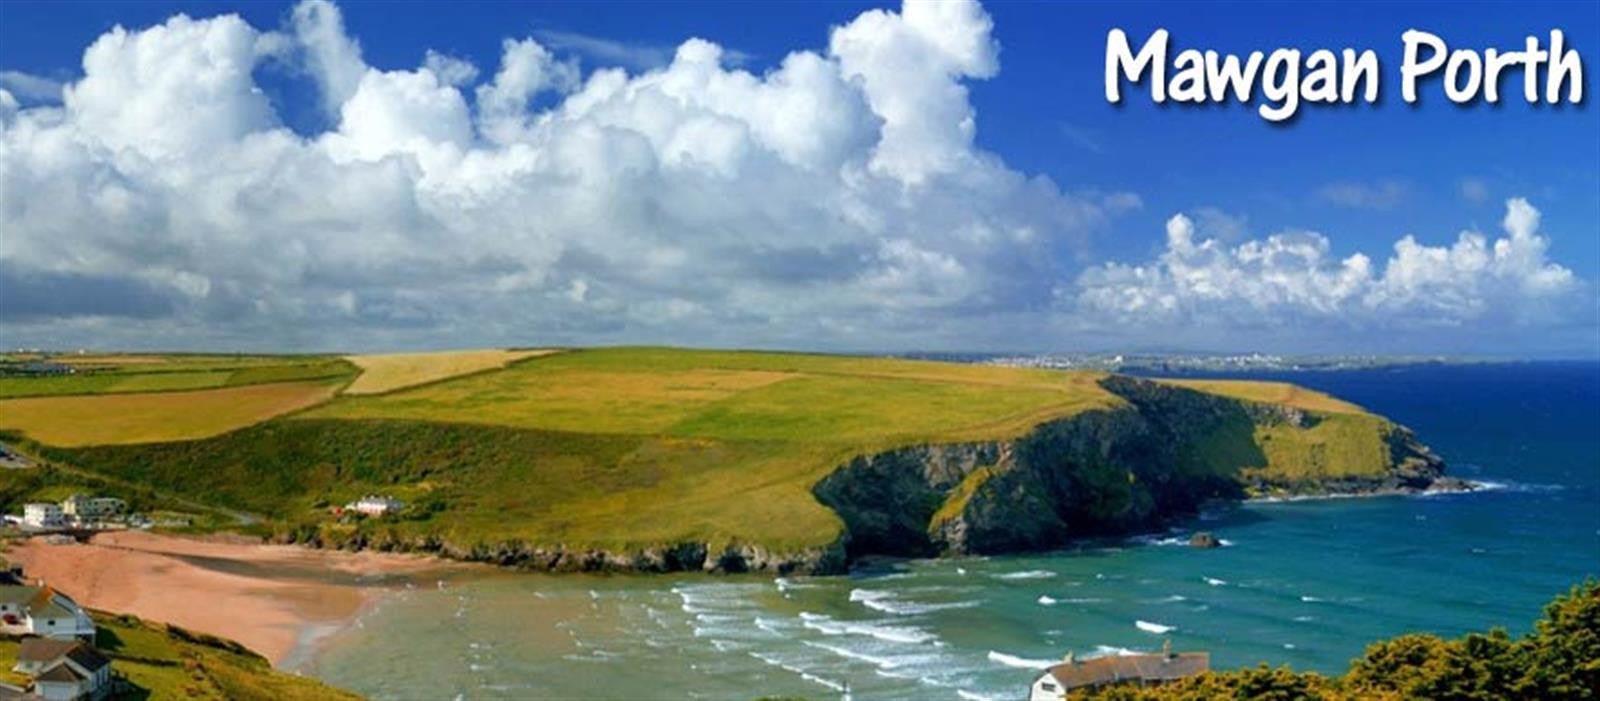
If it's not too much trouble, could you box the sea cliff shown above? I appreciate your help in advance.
[271,375,1457,574]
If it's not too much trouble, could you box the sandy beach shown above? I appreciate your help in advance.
[3,530,466,666]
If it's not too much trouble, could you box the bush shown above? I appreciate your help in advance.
[1079,580,1599,701]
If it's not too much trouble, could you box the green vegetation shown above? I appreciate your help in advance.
[0,612,363,700]
[0,355,355,399]
[1081,579,1600,700]
[1159,379,1365,414]
[0,380,345,446]
[308,347,1120,443]
[9,347,1419,558]
[30,348,1128,552]
[342,348,557,394]
[0,457,230,531]
[1247,412,1395,482]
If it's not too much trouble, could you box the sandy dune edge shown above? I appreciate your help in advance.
[4,531,464,666]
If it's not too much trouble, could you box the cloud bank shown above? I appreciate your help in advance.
[1073,198,1581,329]
[0,0,1590,354]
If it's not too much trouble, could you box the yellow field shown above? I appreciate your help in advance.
[0,381,340,446]
[342,348,559,395]
[1161,379,1365,414]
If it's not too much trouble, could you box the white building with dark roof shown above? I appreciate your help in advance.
[13,638,111,700]
[1030,647,1209,700]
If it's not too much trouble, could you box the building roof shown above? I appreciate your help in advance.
[17,639,108,673]
[1045,652,1210,689]
[32,661,86,684]
[16,638,78,664]
[0,683,38,700]
[24,588,79,622]
[62,645,110,673]
[0,586,40,606]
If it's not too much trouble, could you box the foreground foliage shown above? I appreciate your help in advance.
[0,611,362,701]
[1081,579,1600,700]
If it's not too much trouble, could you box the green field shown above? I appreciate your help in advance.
[0,355,355,399]
[3,347,1424,562]
[0,612,362,700]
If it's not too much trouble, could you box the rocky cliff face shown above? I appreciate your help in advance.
[276,528,851,575]
[813,375,1455,561]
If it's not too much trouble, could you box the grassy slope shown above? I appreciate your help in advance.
[0,612,361,700]
[0,356,354,399]
[0,380,345,446]
[44,349,1121,551]
[1160,379,1397,482]
[342,349,558,395]
[308,347,1119,443]
[1160,378,1365,414]
[21,348,1410,553]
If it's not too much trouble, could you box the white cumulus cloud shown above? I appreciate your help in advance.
[0,0,1118,351]
[0,0,1589,354]
[1072,198,1582,328]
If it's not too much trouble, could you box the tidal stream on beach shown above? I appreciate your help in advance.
[295,363,1597,700]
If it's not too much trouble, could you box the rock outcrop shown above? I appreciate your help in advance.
[813,375,1457,561]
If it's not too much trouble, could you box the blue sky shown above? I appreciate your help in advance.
[1,0,1596,355]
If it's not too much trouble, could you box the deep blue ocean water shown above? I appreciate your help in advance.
[302,362,1600,700]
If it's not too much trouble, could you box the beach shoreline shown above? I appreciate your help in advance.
[2,530,471,667]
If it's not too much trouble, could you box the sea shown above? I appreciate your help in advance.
[297,362,1600,700]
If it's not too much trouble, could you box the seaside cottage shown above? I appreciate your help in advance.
[12,638,111,701]
[347,495,404,517]
[1028,645,1209,700]
[0,586,94,640]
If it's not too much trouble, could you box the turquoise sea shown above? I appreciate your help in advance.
[298,362,1600,700]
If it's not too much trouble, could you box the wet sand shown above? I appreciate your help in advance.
[3,530,467,666]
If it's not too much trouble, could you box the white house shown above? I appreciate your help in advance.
[14,638,112,700]
[347,495,404,516]
[0,585,95,640]
[60,496,125,522]
[22,504,64,529]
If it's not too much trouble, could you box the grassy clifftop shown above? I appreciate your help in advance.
[5,348,1442,569]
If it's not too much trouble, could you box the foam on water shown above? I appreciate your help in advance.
[848,588,981,615]
[1135,620,1176,634]
[799,612,936,644]
[985,650,1055,669]
[1038,595,1105,605]
[1087,645,1142,658]
[991,570,1056,580]
[803,641,902,669]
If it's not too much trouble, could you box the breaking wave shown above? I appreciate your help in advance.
[986,650,1056,669]
[1135,620,1176,634]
